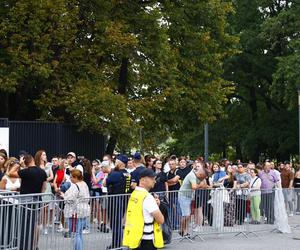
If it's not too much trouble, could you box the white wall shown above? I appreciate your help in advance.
[0,127,9,155]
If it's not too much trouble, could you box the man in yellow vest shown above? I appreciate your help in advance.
[123,168,164,250]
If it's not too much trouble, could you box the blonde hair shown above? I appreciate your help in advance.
[5,157,20,172]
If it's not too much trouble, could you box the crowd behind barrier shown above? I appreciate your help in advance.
[1,188,300,250]
[1,148,300,249]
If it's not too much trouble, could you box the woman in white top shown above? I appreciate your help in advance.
[249,169,261,224]
[35,150,54,234]
[0,158,21,191]
[61,169,90,250]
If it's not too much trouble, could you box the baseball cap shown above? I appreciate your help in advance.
[132,152,142,160]
[67,152,76,158]
[139,168,156,179]
[117,154,128,165]
[18,150,28,157]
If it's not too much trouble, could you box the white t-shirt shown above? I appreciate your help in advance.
[135,186,160,240]
[163,163,170,173]
[126,168,135,174]
[250,177,262,197]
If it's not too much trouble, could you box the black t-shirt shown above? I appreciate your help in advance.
[83,172,92,190]
[106,169,130,194]
[130,165,146,185]
[177,166,192,181]
[52,165,59,179]
[18,166,47,194]
[151,171,167,193]
[224,176,236,188]
[167,169,181,191]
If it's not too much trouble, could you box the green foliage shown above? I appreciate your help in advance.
[0,0,237,153]
[207,0,300,162]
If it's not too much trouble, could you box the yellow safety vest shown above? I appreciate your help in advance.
[122,189,164,249]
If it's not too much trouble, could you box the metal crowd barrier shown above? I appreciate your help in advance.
[0,188,300,250]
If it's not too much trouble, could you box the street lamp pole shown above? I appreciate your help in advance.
[204,123,209,162]
[298,87,300,162]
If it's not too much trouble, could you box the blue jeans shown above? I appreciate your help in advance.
[68,217,87,250]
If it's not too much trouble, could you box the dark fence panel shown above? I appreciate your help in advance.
[0,118,106,160]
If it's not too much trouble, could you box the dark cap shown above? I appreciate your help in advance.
[140,168,156,179]
[132,152,142,160]
[117,154,128,165]
[284,160,290,165]
[18,150,28,157]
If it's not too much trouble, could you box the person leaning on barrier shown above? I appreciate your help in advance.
[234,163,251,225]
[178,167,208,235]
[0,157,21,191]
[123,168,164,250]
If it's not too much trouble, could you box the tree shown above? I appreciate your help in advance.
[0,0,82,120]
[0,0,238,155]
[212,0,300,162]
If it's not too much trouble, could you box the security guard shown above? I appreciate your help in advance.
[123,168,164,250]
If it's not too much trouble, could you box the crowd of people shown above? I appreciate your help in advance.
[1,148,300,250]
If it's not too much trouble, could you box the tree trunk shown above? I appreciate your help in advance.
[249,86,260,162]
[236,143,242,161]
[222,144,227,158]
[105,57,129,154]
[105,136,117,156]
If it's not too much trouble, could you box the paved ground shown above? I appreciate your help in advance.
[37,216,300,250]
[166,227,300,250]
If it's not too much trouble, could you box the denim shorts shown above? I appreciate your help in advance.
[178,195,192,217]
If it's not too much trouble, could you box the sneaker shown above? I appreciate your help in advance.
[288,213,294,217]
[43,229,48,235]
[82,229,90,234]
[93,218,98,224]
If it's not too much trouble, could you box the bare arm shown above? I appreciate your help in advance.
[41,181,47,193]
[167,175,180,185]
[151,209,164,225]
[47,168,53,182]
[53,175,59,192]
[0,177,7,190]
[241,182,250,188]
[289,172,294,188]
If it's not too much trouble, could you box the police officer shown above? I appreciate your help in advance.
[123,168,164,250]
[105,154,130,249]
